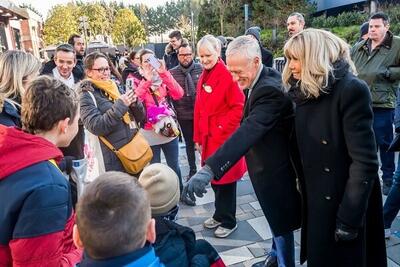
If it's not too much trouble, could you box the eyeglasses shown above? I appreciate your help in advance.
[91,67,110,73]
[178,53,192,58]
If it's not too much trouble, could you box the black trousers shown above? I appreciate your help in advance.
[178,119,197,175]
[211,182,237,229]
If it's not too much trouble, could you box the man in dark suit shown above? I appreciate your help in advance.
[183,36,301,267]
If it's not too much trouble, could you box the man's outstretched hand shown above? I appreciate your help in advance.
[182,165,214,201]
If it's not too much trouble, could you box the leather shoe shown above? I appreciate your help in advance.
[251,253,278,267]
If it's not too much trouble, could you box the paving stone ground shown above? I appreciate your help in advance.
[169,143,400,266]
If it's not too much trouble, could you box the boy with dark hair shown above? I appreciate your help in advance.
[0,76,82,266]
[139,164,225,267]
[73,171,164,266]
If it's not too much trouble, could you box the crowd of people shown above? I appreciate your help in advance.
[0,9,398,267]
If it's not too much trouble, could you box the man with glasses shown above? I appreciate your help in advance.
[164,30,186,70]
[170,44,203,189]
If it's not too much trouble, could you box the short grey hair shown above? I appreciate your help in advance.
[197,34,221,56]
[226,35,261,61]
[288,12,305,23]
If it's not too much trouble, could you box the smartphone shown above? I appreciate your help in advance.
[126,78,135,92]
[148,54,161,70]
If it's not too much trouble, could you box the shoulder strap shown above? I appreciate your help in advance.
[149,89,160,106]
[87,91,97,108]
[87,91,118,151]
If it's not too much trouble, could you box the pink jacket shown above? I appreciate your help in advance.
[136,71,184,130]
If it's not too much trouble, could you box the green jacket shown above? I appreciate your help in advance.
[351,31,400,108]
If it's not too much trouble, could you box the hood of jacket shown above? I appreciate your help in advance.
[0,125,63,179]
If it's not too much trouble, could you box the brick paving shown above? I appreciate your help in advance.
[172,143,400,266]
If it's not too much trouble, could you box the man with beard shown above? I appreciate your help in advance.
[287,12,305,37]
[170,44,203,196]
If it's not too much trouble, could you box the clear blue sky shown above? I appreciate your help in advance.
[15,0,169,19]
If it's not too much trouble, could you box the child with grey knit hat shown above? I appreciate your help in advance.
[139,163,226,267]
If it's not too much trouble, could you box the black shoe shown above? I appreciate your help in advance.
[180,194,196,206]
[251,253,278,267]
[382,182,392,196]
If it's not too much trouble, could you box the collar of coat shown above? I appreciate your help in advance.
[360,31,394,52]
[288,60,349,104]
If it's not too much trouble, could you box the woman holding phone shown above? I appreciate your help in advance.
[135,49,193,205]
[79,51,146,172]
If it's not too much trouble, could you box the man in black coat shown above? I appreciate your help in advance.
[41,34,85,81]
[164,30,183,70]
[183,36,301,267]
[245,26,273,68]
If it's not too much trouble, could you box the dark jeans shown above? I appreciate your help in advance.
[383,157,400,229]
[373,108,395,184]
[178,119,197,175]
[211,182,237,229]
[151,138,182,191]
[270,232,295,267]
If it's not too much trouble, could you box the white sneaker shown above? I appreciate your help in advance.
[385,228,391,239]
[214,225,238,238]
[203,217,222,229]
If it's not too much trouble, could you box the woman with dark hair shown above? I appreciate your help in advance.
[283,28,386,267]
[122,50,143,84]
[79,51,146,172]
[135,49,191,204]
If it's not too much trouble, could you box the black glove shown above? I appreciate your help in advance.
[335,220,358,241]
[183,165,214,201]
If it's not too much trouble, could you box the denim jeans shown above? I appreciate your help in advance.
[269,232,295,267]
[373,108,395,184]
[150,138,182,191]
[383,156,400,229]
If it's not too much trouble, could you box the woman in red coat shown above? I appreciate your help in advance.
[194,34,247,238]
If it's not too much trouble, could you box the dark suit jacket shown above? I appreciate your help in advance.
[206,67,301,236]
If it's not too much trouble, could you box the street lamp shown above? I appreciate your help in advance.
[78,16,89,47]
[191,11,195,54]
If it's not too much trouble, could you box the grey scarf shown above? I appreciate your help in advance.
[179,62,196,96]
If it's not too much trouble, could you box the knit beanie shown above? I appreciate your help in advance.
[245,26,261,42]
[138,163,180,216]
[360,22,369,38]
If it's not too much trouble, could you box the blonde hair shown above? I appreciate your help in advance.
[0,50,41,108]
[282,28,356,98]
[197,34,221,57]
